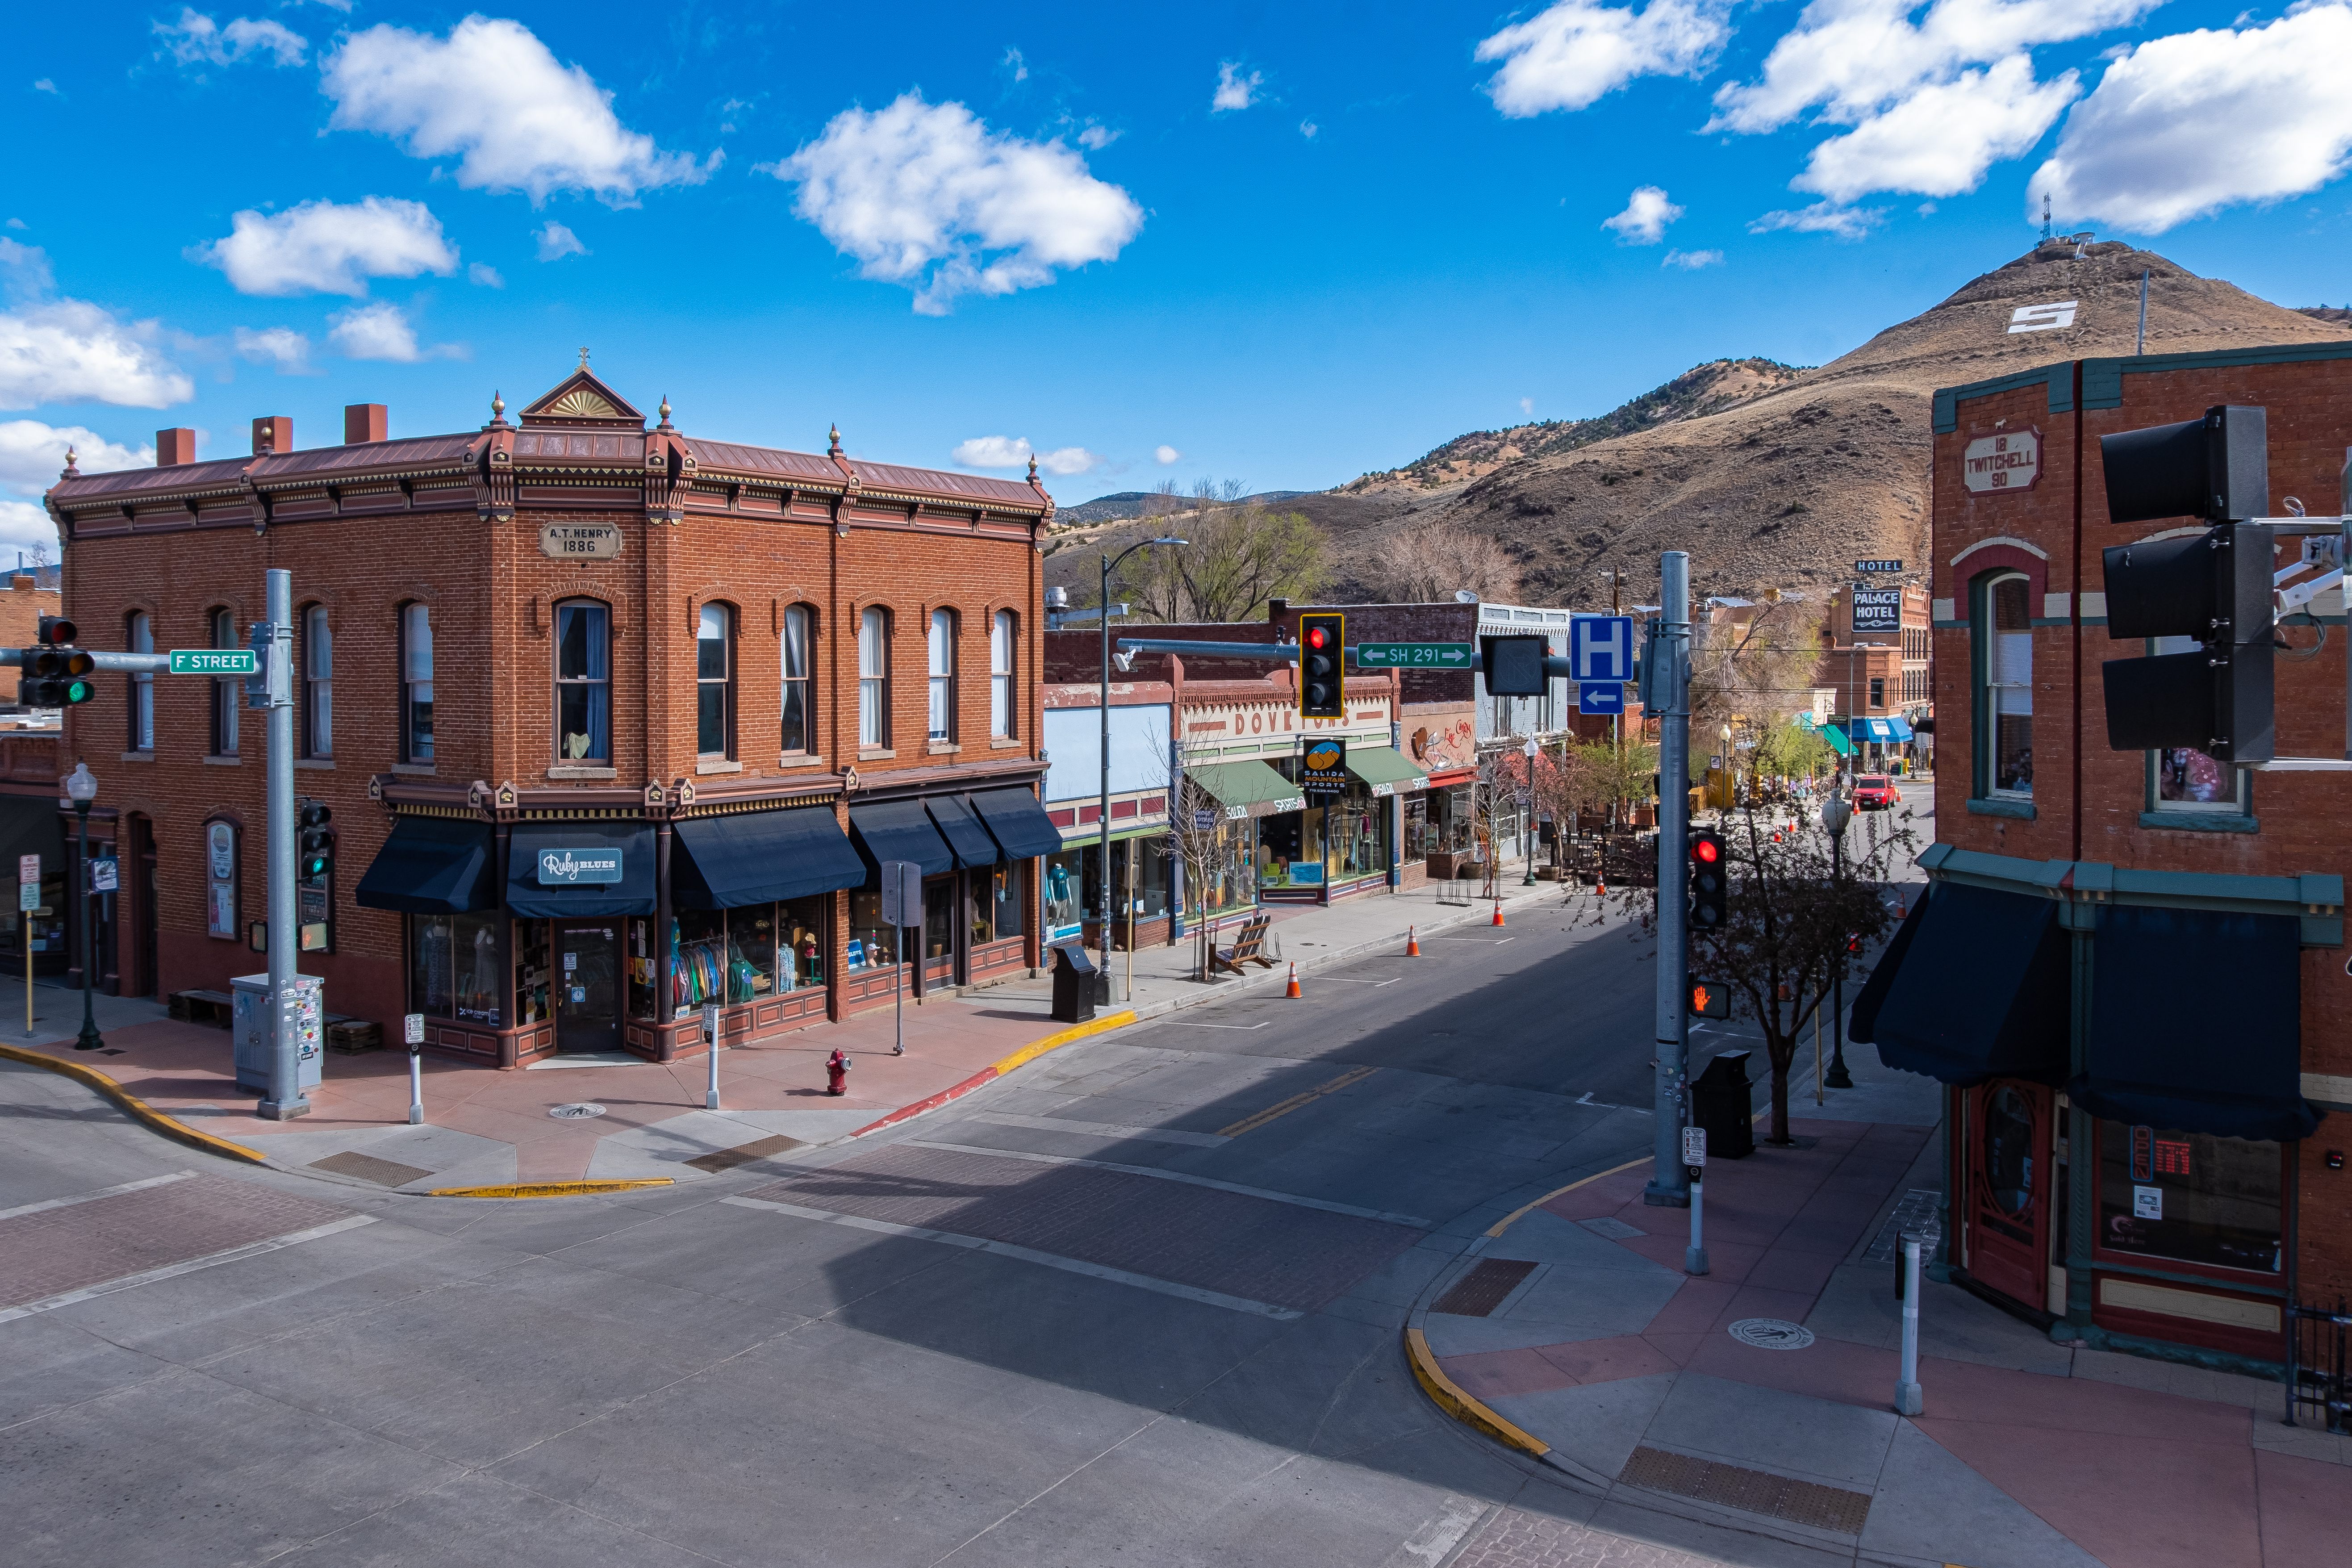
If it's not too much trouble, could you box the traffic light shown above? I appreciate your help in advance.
[1687,977,1729,1018]
[297,798,334,882]
[2097,405,2273,762]
[19,615,94,707]
[1689,827,1727,932]
[1299,612,1345,719]
[1481,633,1548,697]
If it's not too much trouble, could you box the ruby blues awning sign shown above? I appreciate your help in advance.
[1963,428,2040,493]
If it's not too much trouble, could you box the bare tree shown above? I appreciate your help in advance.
[1688,599,1825,790]
[1164,747,1249,981]
[1361,517,1523,603]
[1118,480,1326,623]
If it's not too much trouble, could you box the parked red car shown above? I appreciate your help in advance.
[1852,774,1902,810]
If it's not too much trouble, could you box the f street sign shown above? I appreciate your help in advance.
[170,648,259,675]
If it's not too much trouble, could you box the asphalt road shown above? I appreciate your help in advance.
[0,903,1802,1568]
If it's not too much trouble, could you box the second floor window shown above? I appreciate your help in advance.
[1869,676,1884,708]
[781,604,813,754]
[859,607,889,748]
[301,604,332,757]
[697,603,734,758]
[556,601,610,763]
[990,609,1014,738]
[209,608,238,757]
[927,609,955,742]
[401,602,434,763]
[1978,573,2031,798]
[128,612,154,750]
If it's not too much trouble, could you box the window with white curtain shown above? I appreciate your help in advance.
[697,602,734,758]
[927,608,955,742]
[1979,574,2030,798]
[128,612,154,750]
[209,607,238,757]
[990,609,1015,738]
[401,602,433,763]
[859,607,890,748]
[781,604,813,754]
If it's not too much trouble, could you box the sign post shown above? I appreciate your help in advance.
[257,568,309,1121]
[880,860,921,1057]
[403,1012,425,1125]
[19,853,37,1037]
[1683,1125,1709,1275]
[1648,554,1691,1210]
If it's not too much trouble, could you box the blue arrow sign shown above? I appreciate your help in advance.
[1578,681,1624,715]
[1571,615,1636,682]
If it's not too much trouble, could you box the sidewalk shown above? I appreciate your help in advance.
[0,873,1564,1196]
[1410,1055,2352,1567]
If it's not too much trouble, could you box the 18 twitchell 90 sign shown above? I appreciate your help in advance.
[1963,427,2040,493]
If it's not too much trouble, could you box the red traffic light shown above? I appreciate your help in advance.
[1692,838,1719,863]
[37,614,76,646]
[1305,624,1327,649]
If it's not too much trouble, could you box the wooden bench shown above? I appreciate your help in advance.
[169,989,234,1027]
[1209,914,1277,976]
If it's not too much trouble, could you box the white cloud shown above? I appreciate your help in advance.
[197,197,457,297]
[1518,397,1535,416]
[535,221,588,261]
[326,301,462,363]
[1003,47,1028,83]
[1212,62,1263,113]
[0,249,190,409]
[0,419,152,489]
[1300,120,1319,138]
[1663,247,1724,268]
[2031,7,2352,233]
[32,79,59,96]
[1748,201,1886,238]
[0,237,54,297]
[322,17,713,205]
[1153,444,1181,465]
[953,435,1032,468]
[1076,123,1118,150]
[776,93,1144,315]
[155,9,307,68]
[1476,0,1730,116]
[233,326,312,371]
[468,262,504,287]
[1603,184,1683,243]
[0,498,58,560]
[1795,54,2079,202]
[1036,446,1100,476]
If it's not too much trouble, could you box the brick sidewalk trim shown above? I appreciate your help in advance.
[425,1178,677,1200]
[0,1041,267,1165]
[845,1008,1141,1139]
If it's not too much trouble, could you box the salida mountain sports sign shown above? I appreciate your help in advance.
[1962,427,2039,493]
[1301,736,1348,798]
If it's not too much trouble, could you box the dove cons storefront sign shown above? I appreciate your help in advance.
[538,847,624,886]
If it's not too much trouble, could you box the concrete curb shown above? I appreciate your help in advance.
[0,1041,269,1166]
[846,1008,1142,1140]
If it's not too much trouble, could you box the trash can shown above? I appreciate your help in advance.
[1049,942,1098,1024]
[1690,1049,1755,1160]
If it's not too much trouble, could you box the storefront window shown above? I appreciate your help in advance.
[923,879,955,965]
[974,861,1026,945]
[1259,803,1327,890]
[514,920,551,1027]
[1043,848,1085,942]
[411,912,503,1025]
[1402,795,1428,863]
[1324,796,1385,881]
[781,898,827,989]
[849,886,901,973]
[628,918,657,1020]
[2097,1121,2282,1275]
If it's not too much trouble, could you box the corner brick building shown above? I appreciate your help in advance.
[1854,339,2352,1378]
[42,367,1062,1067]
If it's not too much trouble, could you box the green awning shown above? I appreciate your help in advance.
[1821,725,1853,755]
[1345,744,1427,796]
[1184,759,1304,819]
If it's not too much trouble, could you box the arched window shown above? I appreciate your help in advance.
[1976,573,2031,798]
[697,602,735,759]
[781,604,814,755]
[555,600,611,762]
[209,608,238,757]
[927,608,956,743]
[401,602,433,763]
[301,604,332,757]
[859,607,890,748]
[989,609,1015,739]
[127,612,154,750]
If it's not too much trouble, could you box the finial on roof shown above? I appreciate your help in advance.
[62,445,78,478]
[489,390,508,426]
[827,423,842,456]
[1027,454,1039,481]
[657,394,673,429]
[578,345,591,371]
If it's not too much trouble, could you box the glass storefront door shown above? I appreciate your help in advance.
[553,922,621,1054]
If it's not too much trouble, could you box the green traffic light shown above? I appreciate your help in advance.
[64,678,91,704]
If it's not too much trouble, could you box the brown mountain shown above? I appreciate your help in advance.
[1301,241,2351,605]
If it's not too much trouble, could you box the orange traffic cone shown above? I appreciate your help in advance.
[1285,962,1303,999]
[1595,880,1607,896]
[1405,925,1421,957]
[1491,898,1506,928]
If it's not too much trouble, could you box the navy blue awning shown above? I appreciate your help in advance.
[672,807,867,909]
[969,787,1060,859]
[848,799,954,879]
[505,822,656,918]
[355,815,497,914]
[925,795,1000,870]
[1850,880,2070,1087]
[2072,904,2319,1142]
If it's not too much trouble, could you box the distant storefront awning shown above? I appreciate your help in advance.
[505,822,656,918]
[1885,717,1915,742]
[969,788,1061,860]
[1821,725,1852,755]
[1186,759,1304,819]
[848,799,954,879]
[1848,717,1903,743]
[1345,745,1428,797]
[354,815,497,914]
[2072,905,2319,1141]
[924,795,1000,870]
[1849,880,2070,1086]
[671,807,865,909]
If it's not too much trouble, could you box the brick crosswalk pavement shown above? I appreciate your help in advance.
[1450,1507,1728,1568]
[0,1174,352,1309]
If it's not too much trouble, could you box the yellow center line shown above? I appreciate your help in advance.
[1218,1063,1378,1137]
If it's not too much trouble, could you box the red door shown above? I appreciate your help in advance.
[1967,1081,2051,1309]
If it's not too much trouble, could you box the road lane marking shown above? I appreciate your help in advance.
[1425,936,1515,945]
[901,1139,1430,1226]
[962,1111,1228,1148]
[1218,1063,1378,1137]
[1321,977,1403,987]
[720,1194,1303,1320]
[1376,1493,1490,1568]
[0,1171,193,1223]
[1174,1020,1271,1031]
[0,1214,376,1325]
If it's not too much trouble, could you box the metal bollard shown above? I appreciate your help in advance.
[1896,1229,1925,1416]
[704,1001,721,1111]
[1686,1174,1710,1275]
[403,1012,424,1126]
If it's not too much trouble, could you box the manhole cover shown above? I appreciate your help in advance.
[1728,1318,1815,1351]
[549,1102,607,1120]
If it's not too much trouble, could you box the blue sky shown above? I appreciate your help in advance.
[6,1,2351,556]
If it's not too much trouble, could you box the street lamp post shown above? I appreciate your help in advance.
[64,762,101,1053]
[1099,537,1187,971]
[1821,794,1854,1090]
[1719,723,1734,812]
[1521,736,1539,885]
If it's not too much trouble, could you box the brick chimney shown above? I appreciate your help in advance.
[251,415,292,456]
[156,428,198,465]
[344,403,387,444]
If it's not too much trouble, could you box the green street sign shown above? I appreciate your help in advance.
[1352,642,1473,669]
[169,649,259,676]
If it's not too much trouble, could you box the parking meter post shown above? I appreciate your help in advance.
[1681,1124,1709,1275]
[704,1001,721,1110]
[1896,1231,1925,1416]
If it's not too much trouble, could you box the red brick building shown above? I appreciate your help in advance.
[42,367,1062,1066]
[1855,340,2352,1376]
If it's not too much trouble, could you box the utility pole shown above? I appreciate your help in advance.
[257,568,308,1121]
[1646,551,1691,1207]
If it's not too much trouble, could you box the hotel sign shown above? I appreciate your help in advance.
[1962,429,2040,494]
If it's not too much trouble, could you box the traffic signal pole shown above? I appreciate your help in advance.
[1647,551,1692,1208]
[258,568,309,1121]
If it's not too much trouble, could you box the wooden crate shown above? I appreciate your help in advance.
[326,1020,382,1055]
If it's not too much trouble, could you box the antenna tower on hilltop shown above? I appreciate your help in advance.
[2040,192,2053,242]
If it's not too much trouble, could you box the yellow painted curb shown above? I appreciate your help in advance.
[428,1178,676,1199]
[1485,1155,1647,1238]
[1405,1325,1550,1457]
[990,1008,1137,1077]
[0,1041,268,1164]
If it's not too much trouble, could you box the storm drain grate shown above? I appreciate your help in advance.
[1864,1188,1943,1263]
[1432,1257,1538,1317]
[308,1150,433,1188]
[1618,1446,1872,1535]
[686,1133,802,1174]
